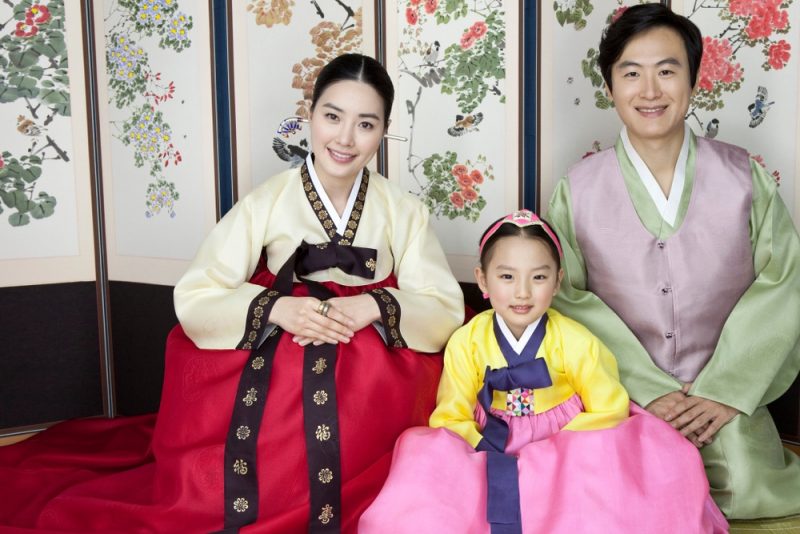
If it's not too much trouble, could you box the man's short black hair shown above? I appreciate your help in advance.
[599,3,703,92]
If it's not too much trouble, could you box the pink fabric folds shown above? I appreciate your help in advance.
[360,403,728,534]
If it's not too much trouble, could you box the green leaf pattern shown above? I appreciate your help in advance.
[0,1,69,227]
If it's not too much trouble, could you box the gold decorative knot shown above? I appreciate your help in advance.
[233,459,248,475]
[343,229,354,239]
[252,356,265,370]
[248,331,257,342]
[252,318,261,329]
[318,468,333,484]
[258,296,269,305]
[387,304,396,315]
[312,358,327,374]
[236,426,251,440]
[233,497,249,512]
[365,258,376,272]
[315,424,331,441]
[242,387,258,406]
[319,504,334,525]
[339,239,350,246]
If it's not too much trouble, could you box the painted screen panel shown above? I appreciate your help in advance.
[385,0,522,281]
[231,0,376,199]
[96,0,218,285]
[0,0,96,286]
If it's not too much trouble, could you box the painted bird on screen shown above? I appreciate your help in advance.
[748,86,774,128]
[447,112,483,137]
[273,137,308,168]
[17,115,46,137]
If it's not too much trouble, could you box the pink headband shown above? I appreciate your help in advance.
[479,209,563,258]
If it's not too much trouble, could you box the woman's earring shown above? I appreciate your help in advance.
[482,292,489,299]
[277,116,309,137]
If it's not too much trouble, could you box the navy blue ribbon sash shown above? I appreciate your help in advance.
[221,239,377,533]
[476,313,552,534]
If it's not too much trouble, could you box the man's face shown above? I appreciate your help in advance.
[608,26,694,147]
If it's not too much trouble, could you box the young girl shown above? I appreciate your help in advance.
[359,210,728,534]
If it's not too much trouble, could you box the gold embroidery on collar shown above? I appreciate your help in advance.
[300,163,370,242]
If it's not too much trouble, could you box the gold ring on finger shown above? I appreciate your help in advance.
[316,300,327,315]
[319,301,331,317]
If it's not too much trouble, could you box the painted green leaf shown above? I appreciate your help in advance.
[0,190,14,208]
[20,165,42,183]
[9,212,30,226]
[9,49,41,69]
[13,190,29,213]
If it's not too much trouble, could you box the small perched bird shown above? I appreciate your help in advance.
[423,41,440,66]
[16,115,45,136]
[705,118,719,139]
[748,86,774,128]
[447,112,483,137]
[272,137,308,168]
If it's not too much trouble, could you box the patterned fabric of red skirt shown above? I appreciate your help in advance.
[0,272,444,533]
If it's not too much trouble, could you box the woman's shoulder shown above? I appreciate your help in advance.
[239,166,302,206]
[367,171,427,213]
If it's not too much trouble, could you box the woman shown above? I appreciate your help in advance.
[0,54,464,533]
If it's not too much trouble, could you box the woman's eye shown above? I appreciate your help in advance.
[325,113,339,121]
[359,121,375,130]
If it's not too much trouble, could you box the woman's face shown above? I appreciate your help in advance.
[310,80,386,185]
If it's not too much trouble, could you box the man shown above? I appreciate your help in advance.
[548,3,800,521]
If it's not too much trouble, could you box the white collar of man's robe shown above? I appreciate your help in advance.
[305,154,363,236]
[620,123,690,226]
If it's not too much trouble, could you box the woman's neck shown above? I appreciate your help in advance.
[318,174,357,217]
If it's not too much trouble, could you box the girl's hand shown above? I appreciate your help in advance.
[269,296,355,345]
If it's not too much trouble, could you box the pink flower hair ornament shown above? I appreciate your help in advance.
[478,209,563,258]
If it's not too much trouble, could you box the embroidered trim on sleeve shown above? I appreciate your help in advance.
[368,288,407,348]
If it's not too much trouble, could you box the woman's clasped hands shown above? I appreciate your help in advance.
[268,294,381,347]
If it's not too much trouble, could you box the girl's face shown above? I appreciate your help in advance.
[475,235,563,340]
[310,79,386,186]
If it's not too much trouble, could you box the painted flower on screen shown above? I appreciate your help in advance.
[697,37,743,93]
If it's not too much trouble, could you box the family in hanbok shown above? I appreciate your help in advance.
[1,4,798,533]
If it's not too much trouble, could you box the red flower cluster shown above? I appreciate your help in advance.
[697,36,743,92]
[450,164,484,208]
[767,40,791,70]
[14,4,51,38]
[729,0,789,40]
[0,155,5,169]
[460,20,488,50]
[405,0,437,25]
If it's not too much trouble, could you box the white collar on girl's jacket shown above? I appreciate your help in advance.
[620,122,690,227]
[495,314,542,355]
[305,153,364,236]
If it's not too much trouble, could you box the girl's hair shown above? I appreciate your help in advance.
[599,3,703,92]
[311,53,395,125]
[478,218,562,271]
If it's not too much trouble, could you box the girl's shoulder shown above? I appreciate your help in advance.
[448,309,495,344]
[546,308,600,345]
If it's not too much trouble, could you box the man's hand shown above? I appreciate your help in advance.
[665,396,739,447]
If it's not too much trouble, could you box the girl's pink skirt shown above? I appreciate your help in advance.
[359,396,728,534]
